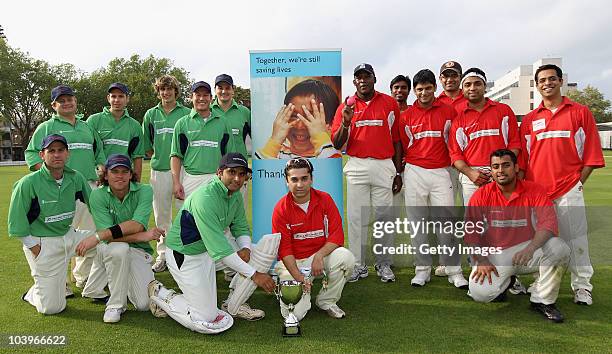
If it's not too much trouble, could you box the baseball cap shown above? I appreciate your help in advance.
[41,134,68,150]
[440,61,462,76]
[108,82,130,95]
[105,154,132,170]
[354,63,375,76]
[219,152,252,173]
[191,81,212,93]
[51,85,75,102]
[215,74,234,87]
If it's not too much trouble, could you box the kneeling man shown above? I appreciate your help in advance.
[466,149,570,322]
[273,158,355,320]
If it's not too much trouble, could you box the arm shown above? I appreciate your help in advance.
[331,103,352,150]
[142,111,154,157]
[392,141,403,194]
[228,194,252,262]
[25,125,45,171]
[454,159,490,186]
[171,156,185,200]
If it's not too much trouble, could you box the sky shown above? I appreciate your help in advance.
[3,0,612,101]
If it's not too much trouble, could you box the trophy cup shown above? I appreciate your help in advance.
[275,280,304,337]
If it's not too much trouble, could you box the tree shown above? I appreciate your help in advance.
[59,54,192,122]
[234,86,251,107]
[0,39,56,145]
[567,85,612,123]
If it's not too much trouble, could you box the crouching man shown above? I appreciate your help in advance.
[149,153,275,334]
[76,154,165,323]
[465,149,570,323]
[273,158,355,320]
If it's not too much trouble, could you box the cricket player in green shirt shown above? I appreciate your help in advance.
[75,154,166,323]
[9,134,94,314]
[25,85,106,289]
[86,82,145,181]
[149,153,275,334]
[142,75,191,273]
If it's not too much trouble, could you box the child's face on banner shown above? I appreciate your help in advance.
[287,93,329,156]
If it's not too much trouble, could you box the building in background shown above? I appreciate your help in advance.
[486,58,577,120]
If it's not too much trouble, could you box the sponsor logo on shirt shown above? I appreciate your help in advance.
[40,200,58,204]
[290,223,304,227]
[469,129,499,140]
[355,120,383,127]
[103,139,129,147]
[232,128,240,135]
[190,140,219,148]
[156,128,174,134]
[532,118,546,131]
[413,130,442,139]
[490,219,528,228]
[536,130,571,140]
[57,130,73,134]
[99,130,113,134]
[293,229,325,240]
[68,143,93,150]
[44,211,75,223]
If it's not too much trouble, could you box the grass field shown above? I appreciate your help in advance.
[0,153,611,353]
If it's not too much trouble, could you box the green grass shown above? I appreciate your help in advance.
[0,154,611,353]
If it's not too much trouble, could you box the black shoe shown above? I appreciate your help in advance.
[531,302,564,323]
[92,296,110,304]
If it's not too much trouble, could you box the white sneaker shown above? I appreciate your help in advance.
[411,270,431,287]
[375,264,396,283]
[448,273,468,289]
[147,280,172,317]
[434,266,446,277]
[348,265,369,283]
[103,308,125,323]
[151,258,167,273]
[221,302,265,321]
[574,288,593,306]
[318,303,345,319]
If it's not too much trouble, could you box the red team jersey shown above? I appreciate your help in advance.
[273,188,345,260]
[398,100,457,169]
[437,91,468,113]
[331,91,400,159]
[520,97,605,200]
[465,180,558,249]
[449,99,520,167]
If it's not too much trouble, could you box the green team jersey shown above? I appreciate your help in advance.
[211,98,251,158]
[89,182,154,255]
[170,109,234,175]
[25,114,106,181]
[165,176,250,258]
[142,102,191,171]
[86,107,145,161]
[8,163,91,238]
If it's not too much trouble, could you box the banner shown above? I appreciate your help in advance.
[249,49,343,242]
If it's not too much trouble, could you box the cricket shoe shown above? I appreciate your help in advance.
[574,289,593,306]
[317,303,345,319]
[151,258,167,273]
[103,307,125,323]
[411,269,431,287]
[448,273,468,289]
[434,266,446,277]
[531,302,564,323]
[221,302,265,321]
[375,264,396,282]
[348,265,369,283]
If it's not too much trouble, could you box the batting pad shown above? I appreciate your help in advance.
[150,295,234,334]
[226,233,281,315]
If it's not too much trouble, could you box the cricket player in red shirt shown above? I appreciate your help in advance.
[466,149,570,323]
[273,158,355,320]
[520,64,605,306]
[437,61,467,113]
[331,63,403,283]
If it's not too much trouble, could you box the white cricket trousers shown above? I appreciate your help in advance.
[166,249,220,323]
[274,247,355,321]
[23,229,92,314]
[553,181,592,291]
[83,243,154,311]
[150,169,177,262]
[344,157,395,267]
[72,181,98,285]
[403,163,461,274]
[469,237,570,305]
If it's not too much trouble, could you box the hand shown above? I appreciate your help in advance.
[96,164,106,178]
[29,244,41,258]
[297,99,328,138]
[512,247,535,266]
[392,174,403,194]
[140,227,165,242]
[311,253,324,277]
[237,248,251,263]
[271,104,296,144]
[76,235,99,257]
[173,182,185,200]
[251,271,275,293]
[466,169,491,186]
[471,261,499,285]
[342,102,354,127]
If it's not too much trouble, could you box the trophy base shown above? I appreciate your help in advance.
[282,325,302,337]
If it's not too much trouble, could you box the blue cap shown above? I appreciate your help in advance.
[51,85,75,102]
[105,154,132,170]
[219,152,251,173]
[215,74,234,87]
[353,63,375,76]
[41,134,68,150]
[191,81,212,93]
[108,82,130,95]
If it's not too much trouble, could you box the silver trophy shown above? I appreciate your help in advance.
[275,280,304,337]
